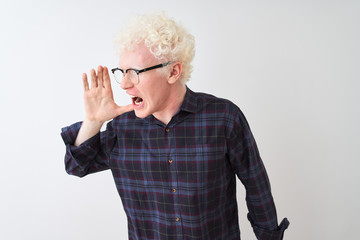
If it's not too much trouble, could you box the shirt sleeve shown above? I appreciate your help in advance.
[226,107,289,239]
[60,121,116,177]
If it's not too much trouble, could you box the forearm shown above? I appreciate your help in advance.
[240,158,289,239]
[61,121,112,177]
[74,119,104,146]
[226,107,289,238]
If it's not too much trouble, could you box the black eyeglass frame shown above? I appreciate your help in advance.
[111,61,173,84]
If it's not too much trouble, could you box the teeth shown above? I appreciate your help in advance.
[134,97,143,105]
[128,94,143,105]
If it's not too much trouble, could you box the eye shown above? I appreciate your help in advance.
[126,69,139,84]
[128,69,138,77]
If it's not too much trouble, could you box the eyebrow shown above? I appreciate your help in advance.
[119,65,142,70]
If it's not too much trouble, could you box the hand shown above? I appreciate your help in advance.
[82,65,133,124]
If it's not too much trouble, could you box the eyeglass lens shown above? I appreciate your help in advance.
[114,70,139,84]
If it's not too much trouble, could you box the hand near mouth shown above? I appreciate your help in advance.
[74,65,134,146]
[83,65,134,123]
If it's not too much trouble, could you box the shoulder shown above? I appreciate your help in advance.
[189,89,250,129]
[191,89,242,117]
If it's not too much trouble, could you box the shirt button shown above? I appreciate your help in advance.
[168,159,173,164]
[165,128,170,133]
[175,217,180,222]
[172,188,176,193]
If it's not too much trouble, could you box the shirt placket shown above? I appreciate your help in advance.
[165,125,183,239]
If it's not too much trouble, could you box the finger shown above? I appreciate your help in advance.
[97,65,104,88]
[103,66,111,89]
[90,69,97,88]
[116,104,134,116]
[82,73,89,91]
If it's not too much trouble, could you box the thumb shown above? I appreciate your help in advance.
[116,104,134,116]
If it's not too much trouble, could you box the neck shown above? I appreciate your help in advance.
[153,84,187,125]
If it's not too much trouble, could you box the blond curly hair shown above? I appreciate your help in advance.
[114,12,195,83]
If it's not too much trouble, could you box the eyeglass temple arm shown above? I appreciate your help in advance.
[138,61,173,74]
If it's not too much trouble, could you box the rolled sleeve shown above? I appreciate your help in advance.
[60,121,110,177]
[248,216,290,240]
[61,121,82,145]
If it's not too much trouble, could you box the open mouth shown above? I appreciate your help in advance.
[131,96,144,106]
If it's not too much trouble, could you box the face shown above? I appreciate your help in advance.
[119,44,173,119]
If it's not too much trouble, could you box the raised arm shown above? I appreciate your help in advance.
[75,65,133,146]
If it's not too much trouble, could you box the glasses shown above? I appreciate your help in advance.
[111,61,173,85]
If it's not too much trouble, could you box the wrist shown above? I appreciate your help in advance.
[83,118,105,129]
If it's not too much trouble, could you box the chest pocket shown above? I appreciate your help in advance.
[173,123,228,187]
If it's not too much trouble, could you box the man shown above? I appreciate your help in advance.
[61,12,289,239]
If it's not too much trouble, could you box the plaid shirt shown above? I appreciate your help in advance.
[61,87,289,240]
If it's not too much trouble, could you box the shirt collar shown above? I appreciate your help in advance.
[179,86,205,113]
[141,86,206,124]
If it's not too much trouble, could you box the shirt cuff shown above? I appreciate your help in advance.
[61,121,101,155]
[248,215,290,240]
[61,121,82,145]
[61,122,103,176]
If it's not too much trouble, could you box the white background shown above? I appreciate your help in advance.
[0,0,359,239]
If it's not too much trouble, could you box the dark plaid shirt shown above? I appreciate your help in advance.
[61,87,289,240]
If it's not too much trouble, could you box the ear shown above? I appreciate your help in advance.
[168,62,182,84]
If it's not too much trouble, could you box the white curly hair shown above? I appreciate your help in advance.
[114,12,195,83]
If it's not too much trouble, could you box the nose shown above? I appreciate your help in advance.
[120,74,134,90]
